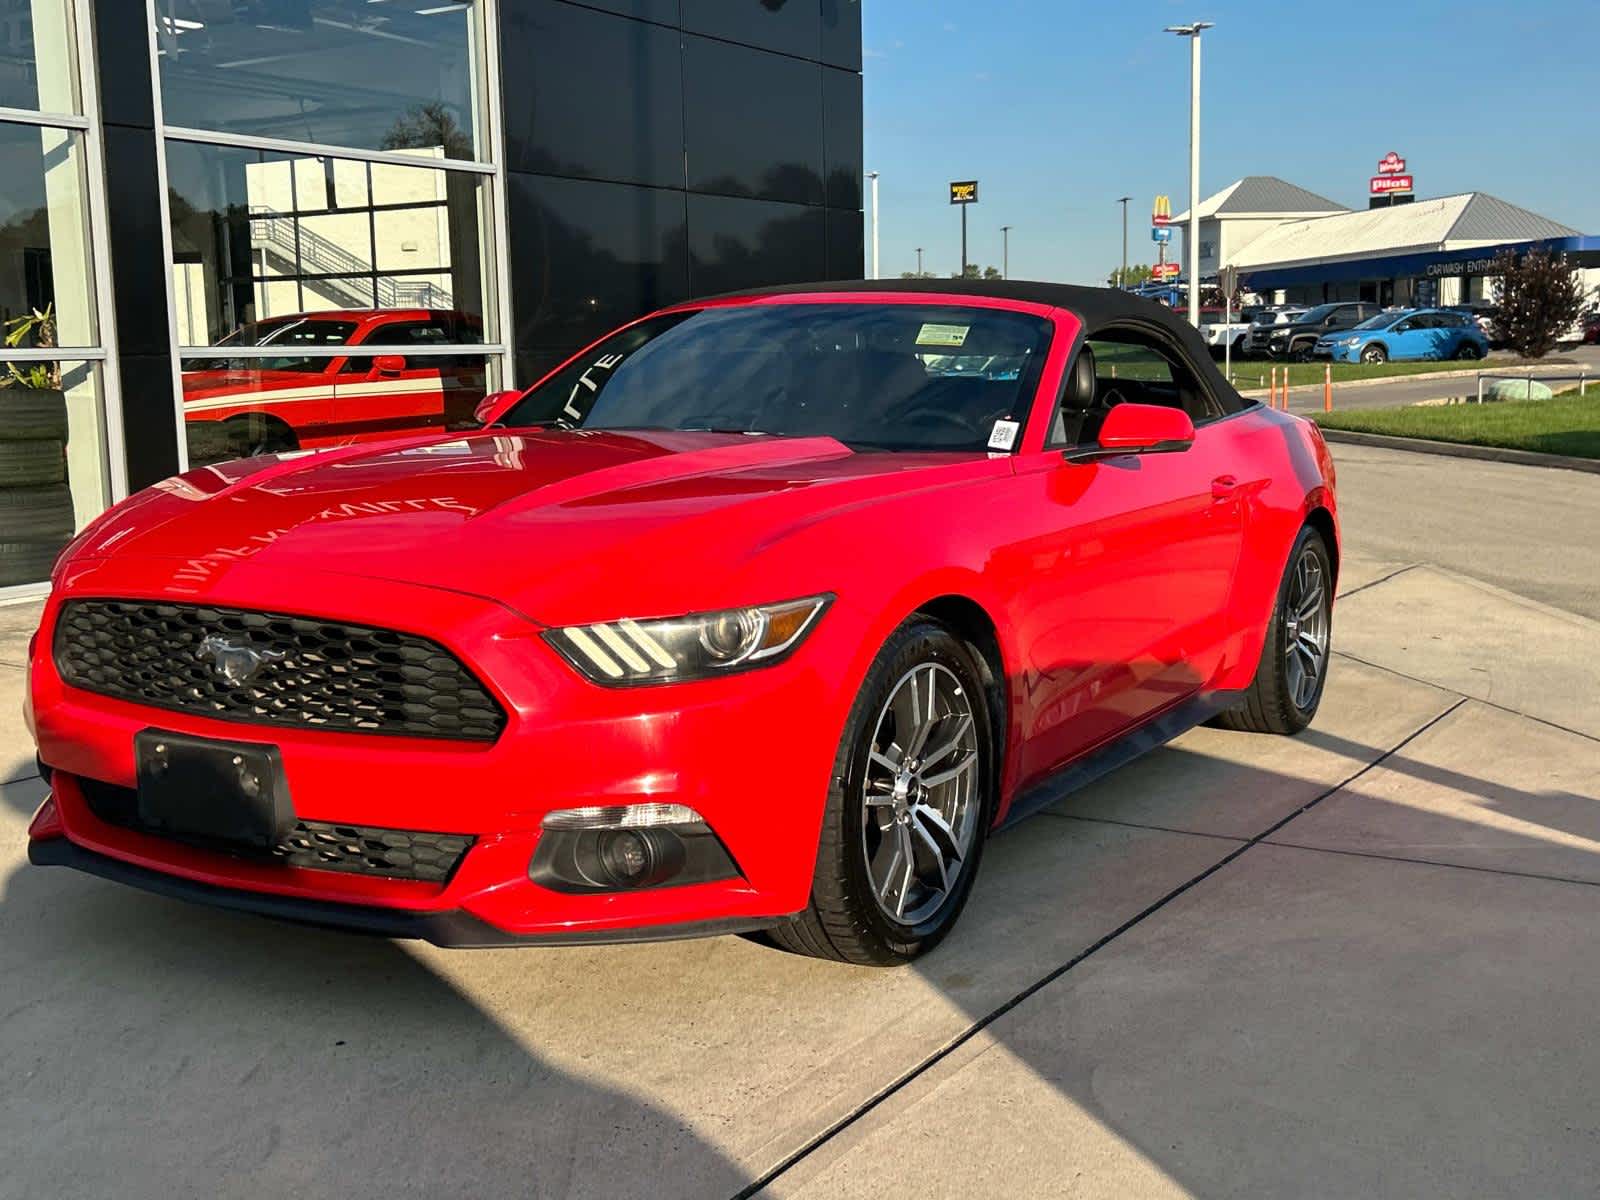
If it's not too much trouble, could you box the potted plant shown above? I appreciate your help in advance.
[1,304,74,586]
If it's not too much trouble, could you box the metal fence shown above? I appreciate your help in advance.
[1476,370,1591,403]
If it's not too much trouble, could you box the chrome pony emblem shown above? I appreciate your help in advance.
[198,635,285,687]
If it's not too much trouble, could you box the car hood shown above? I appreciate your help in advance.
[69,428,1000,623]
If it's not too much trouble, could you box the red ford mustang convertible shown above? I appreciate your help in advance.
[26,282,1338,965]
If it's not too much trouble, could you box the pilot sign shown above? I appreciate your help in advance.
[948,180,979,205]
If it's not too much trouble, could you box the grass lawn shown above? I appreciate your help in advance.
[1315,390,1600,460]
[1230,359,1489,389]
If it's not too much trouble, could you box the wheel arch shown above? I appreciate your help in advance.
[1303,505,1339,589]
[913,594,1008,794]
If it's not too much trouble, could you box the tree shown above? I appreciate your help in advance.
[950,264,1002,280]
[899,270,937,279]
[381,102,474,160]
[1490,248,1584,358]
[1108,264,1152,287]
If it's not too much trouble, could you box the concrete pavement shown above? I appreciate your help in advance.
[3,445,1599,1198]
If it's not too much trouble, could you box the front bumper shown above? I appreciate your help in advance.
[28,833,775,946]
[28,556,857,942]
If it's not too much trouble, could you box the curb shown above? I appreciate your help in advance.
[1317,427,1600,475]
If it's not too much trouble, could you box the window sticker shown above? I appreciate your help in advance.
[916,322,970,347]
[987,419,1020,451]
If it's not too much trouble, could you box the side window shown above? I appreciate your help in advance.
[1393,317,1416,333]
[1048,330,1221,448]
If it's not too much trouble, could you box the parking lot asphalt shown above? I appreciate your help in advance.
[3,443,1598,1199]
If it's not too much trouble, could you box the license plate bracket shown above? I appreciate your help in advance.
[135,729,292,849]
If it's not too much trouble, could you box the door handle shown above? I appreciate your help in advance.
[1211,474,1238,501]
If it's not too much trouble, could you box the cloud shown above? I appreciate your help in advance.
[864,46,887,58]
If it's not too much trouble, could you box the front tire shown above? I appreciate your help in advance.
[770,619,994,965]
[1360,343,1388,364]
[1213,525,1333,735]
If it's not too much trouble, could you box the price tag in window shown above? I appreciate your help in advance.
[987,419,1020,450]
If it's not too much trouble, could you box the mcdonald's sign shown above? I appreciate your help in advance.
[949,180,978,205]
[1152,195,1172,226]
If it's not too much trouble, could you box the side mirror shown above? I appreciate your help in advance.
[373,354,407,375]
[473,389,522,426]
[1063,403,1195,464]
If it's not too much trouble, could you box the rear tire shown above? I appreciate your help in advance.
[1212,525,1333,735]
[1454,342,1481,361]
[769,618,994,965]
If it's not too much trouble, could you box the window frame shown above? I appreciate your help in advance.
[144,0,515,474]
[0,0,123,600]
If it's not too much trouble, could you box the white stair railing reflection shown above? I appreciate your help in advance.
[249,209,454,311]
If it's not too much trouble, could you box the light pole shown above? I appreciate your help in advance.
[1116,196,1130,287]
[1164,21,1211,327]
[1000,225,1012,279]
[915,246,923,276]
[866,170,880,279]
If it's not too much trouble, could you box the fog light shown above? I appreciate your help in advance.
[599,829,652,884]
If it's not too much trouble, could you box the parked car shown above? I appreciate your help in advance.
[1199,306,1264,356]
[1262,302,1387,360]
[1584,311,1600,345]
[1448,303,1504,348]
[1315,308,1488,364]
[27,281,1339,965]
[1243,306,1310,355]
[181,309,488,462]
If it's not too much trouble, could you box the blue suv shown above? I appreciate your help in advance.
[1315,308,1489,364]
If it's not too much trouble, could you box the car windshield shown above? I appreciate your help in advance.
[1352,312,1401,331]
[1297,305,1341,324]
[191,316,361,374]
[496,303,1055,452]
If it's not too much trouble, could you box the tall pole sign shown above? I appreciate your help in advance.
[1369,151,1413,206]
[950,180,978,276]
[1150,194,1177,281]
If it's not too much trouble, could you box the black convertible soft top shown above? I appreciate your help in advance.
[703,278,1245,411]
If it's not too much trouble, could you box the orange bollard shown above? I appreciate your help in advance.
[1324,362,1332,412]
[1269,366,1277,408]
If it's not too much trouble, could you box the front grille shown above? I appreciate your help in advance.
[54,599,505,742]
[78,776,474,884]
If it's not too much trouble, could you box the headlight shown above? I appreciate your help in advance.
[1341,336,1361,346]
[545,595,831,685]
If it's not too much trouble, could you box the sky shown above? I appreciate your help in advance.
[861,0,1600,284]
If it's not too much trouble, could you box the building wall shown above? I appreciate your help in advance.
[500,0,864,383]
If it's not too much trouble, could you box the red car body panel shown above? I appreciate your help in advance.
[27,287,1338,944]
[182,309,487,448]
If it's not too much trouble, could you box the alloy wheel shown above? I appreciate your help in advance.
[1283,545,1330,710]
[861,662,981,926]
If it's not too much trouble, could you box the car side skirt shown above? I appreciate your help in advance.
[997,688,1246,831]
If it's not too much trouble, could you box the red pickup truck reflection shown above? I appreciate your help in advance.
[183,310,487,463]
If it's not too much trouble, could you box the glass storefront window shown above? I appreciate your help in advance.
[166,140,493,347]
[0,0,80,115]
[181,348,498,466]
[1,119,97,348]
[0,357,108,587]
[152,0,482,158]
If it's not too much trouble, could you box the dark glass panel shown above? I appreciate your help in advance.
[165,140,490,347]
[820,0,862,70]
[102,125,172,358]
[501,0,684,189]
[824,206,862,280]
[822,66,861,210]
[681,0,818,59]
[152,0,481,156]
[506,172,689,361]
[686,193,823,296]
[683,36,822,205]
[517,0,680,25]
[91,0,155,128]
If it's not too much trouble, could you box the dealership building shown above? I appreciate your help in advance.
[0,0,863,595]
[1176,175,1599,309]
